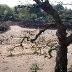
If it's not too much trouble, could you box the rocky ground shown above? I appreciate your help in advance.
[0,24,72,72]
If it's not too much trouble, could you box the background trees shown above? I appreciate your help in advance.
[0,3,72,23]
[0,5,14,21]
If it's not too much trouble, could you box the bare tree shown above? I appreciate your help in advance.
[30,0,72,72]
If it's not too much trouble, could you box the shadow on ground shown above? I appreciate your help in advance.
[0,20,72,34]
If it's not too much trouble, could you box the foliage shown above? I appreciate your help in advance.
[54,4,72,22]
[0,4,72,23]
[30,63,40,72]
[54,4,64,11]
[0,5,14,21]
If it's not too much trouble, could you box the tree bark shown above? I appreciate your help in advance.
[32,0,72,72]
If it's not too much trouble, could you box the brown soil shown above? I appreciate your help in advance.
[0,24,72,72]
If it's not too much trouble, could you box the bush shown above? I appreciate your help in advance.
[0,24,9,33]
[30,63,40,72]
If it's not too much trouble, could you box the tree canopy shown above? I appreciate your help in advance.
[0,3,72,23]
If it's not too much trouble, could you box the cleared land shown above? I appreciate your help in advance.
[0,22,72,72]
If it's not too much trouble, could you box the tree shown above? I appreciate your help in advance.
[54,4,64,11]
[29,0,72,72]
[0,5,14,21]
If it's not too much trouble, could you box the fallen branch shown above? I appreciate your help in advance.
[48,43,58,59]
[48,48,56,59]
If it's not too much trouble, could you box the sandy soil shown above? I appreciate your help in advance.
[0,25,72,72]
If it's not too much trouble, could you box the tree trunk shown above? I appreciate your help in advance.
[55,24,67,72]
[55,45,67,72]
[32,0,72,72]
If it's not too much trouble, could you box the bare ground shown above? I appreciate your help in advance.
[0,25,72,72]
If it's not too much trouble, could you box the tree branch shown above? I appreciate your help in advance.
[34,0,67,44]
[30,24,56,42]
[33,0,41,5]
[34,0,61,23]
[30,29,47,42]
[48,48,56,59]
[33,0,67,71]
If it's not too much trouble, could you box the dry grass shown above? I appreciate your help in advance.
[0,25,72,72]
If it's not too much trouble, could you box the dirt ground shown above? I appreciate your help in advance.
[0,25,72,72]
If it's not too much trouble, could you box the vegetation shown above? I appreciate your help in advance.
[0,3,72,23]
[30,63,40,72]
